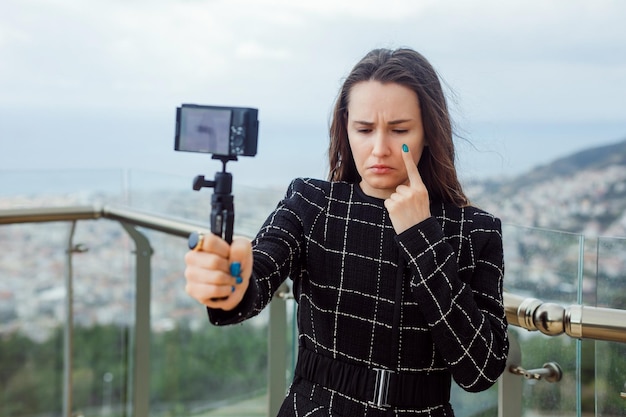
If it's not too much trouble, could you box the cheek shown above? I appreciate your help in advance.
[414,149,424,165]
[351,149,366,171]
[347,137,363,161]
[411,143,426,165]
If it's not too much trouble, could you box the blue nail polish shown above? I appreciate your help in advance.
[236,276,243,284]
[231,286,236,293]
[402,144,409,153]
[230,262,241,277]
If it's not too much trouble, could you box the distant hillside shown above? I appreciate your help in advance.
[470,137,626,236]
[548,138,626,172]
[500,138,626,194]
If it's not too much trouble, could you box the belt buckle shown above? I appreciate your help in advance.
[368,368,394,408]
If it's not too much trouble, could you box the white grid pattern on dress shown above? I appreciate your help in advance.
[208,178,509,416]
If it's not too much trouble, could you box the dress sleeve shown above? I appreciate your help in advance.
[396,215,509,392]
[207,179,307,325]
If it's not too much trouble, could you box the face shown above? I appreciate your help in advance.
[346,80,426,199]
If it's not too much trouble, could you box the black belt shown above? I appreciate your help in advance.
[294,347,451,409]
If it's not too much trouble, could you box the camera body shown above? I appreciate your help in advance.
[174,104,258,157]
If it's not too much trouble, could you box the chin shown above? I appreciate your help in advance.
[362,180,397,197]
[365,176,400,190]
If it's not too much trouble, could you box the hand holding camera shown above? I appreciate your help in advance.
[184,232,253,310]
[175,103,259,308]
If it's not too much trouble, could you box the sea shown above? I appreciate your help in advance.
[2,114,626,197]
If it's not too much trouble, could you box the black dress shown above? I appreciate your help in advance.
[208,178,509,416]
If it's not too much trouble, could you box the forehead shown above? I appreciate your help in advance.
[347,81,420,118]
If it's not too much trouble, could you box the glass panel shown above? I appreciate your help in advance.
[595,236,626,417]
[508,225,582,417]
[146,229,270,415]
[1,169,288,415]
[595,236,626,310]
[0,219,135,416]
[502,224,582,304]
[450,383,498,417]
[0,222,69,416]
[70,219,135,416]
[517,330,579,416]
[1,170,133,416]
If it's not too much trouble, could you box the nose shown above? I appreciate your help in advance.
[371,131,391,157]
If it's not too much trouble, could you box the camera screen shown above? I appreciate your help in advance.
[177,107,232,155]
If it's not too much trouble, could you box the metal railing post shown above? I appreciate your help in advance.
[499,330,523,417]
[268,283,289,416]
[120,223,153,417]
[62,221,77,417]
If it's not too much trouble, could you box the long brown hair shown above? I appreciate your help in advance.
[328,48,468,207]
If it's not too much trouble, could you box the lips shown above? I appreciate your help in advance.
[368,164,393,174]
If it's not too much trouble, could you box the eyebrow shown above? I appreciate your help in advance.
[352,119,413,126]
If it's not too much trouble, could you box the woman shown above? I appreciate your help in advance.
[184,48,509,416]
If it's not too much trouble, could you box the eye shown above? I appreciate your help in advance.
[392,129,408,134]
[357,128,373,134]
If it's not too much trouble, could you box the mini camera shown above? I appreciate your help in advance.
[174,104,258,157]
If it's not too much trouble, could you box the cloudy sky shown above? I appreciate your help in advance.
[1,0,625,188]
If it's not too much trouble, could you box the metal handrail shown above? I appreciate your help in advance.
[3,205,626,345]
[0,204,207,237]
[0,205,103,223]
[504,292,626,343]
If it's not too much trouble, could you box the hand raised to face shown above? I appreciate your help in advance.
[383,144,432,234]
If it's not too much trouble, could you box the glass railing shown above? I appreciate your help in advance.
[1,169,625,417]
[0,170,288,417]
[498,225,626,417]
[502,225,583,416]
[594,237,626,416]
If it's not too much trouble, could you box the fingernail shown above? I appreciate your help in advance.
[402,144,409,153]
[230,262,241,277]
[235,276,243,284]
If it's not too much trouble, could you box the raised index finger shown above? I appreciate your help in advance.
[401,143,423,187]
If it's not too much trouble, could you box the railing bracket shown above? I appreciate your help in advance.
[509,362,563,383]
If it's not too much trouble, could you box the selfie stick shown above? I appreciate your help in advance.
[192,155,237,244]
